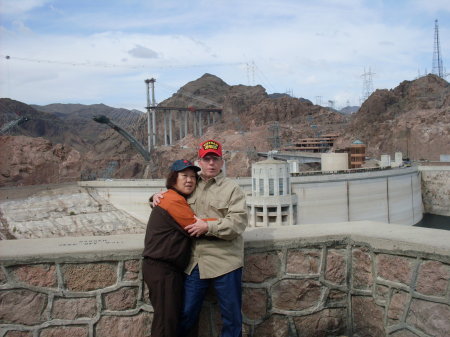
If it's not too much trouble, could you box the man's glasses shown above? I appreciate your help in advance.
[200,156,222,163]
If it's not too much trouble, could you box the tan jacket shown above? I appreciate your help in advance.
[186,172,248,278]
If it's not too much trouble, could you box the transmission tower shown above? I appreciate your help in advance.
[246,61,255,85]
[361,67,375,103]
[432,19,445,78]
[268,122,281,150]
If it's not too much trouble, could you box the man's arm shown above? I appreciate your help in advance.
[205,186,247,240]
[149,191,166,208]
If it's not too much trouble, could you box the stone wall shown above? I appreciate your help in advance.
[419,166,450,216]
[0,222,449,337]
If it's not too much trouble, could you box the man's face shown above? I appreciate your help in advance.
[198,154,223,179]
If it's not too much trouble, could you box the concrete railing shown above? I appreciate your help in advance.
[1,222,449,337]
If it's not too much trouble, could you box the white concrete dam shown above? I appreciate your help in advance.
[78,166,423,226]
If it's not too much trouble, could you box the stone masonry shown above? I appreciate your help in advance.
[0,225,449,336]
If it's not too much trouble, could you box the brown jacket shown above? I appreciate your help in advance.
[142,206,191,271]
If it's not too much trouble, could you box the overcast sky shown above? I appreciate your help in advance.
[1,0,449,111]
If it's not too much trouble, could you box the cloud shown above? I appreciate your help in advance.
[0,0,51,15]
[127,45,159,59]
[413,0,450,13]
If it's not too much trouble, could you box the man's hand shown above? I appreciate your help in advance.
[185,216,209,237]
[149,191,167,207]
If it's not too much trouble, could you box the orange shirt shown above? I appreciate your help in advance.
[158,189,196,228]
[158,189,218,228]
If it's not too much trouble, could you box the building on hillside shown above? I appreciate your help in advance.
[282,133,339,153]
[349,140,366,168]
[247,159,297,227]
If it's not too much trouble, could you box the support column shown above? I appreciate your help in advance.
[150,79,156,147]
[289,204,295,225]
[199,112,203,137]
[193,111,197,136]
[250,205,256,227]
[184,111,188,138]
[145,80,152,152]
[163,111,168,146]
[179,110,183,140]
[277,205,282,226]
[169,110,173,145]
[263,206,268,227]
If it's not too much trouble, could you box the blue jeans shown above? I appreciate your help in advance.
[179,266,243,337]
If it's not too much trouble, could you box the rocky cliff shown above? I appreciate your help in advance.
[1,73,448,187]
[335,74,450,160]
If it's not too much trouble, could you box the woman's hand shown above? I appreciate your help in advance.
[185,216,209,237]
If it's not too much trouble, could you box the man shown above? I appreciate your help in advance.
[154,139,248,337]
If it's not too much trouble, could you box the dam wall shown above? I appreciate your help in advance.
[79,167,423,226]
[1,222,449,337]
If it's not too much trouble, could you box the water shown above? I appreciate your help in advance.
[414,213,450,231]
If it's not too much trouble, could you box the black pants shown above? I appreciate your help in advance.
[142,259,184,337]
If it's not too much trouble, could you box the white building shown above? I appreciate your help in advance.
[246,159,297,227]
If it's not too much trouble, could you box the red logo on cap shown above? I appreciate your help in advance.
[199,140,222,158]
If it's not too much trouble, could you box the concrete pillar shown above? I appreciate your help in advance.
[169,110,173,145]
[152,110,156,147]
[178,110,182,140]
[198,112,203,137]
[193,111,197,136]
[250,205,255,226]
[184,111,188,138]
[163,111,168,146]
[263,206,268,227]
[289,205,294,225]
[277,205,282,226]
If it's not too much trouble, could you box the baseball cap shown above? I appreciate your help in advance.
[170,159,201,172]
[198,140,222,158]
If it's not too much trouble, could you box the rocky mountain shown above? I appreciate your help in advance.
[0,98,89,151]
[0,73,448,187]
[0,135,81,186]
[31,102,144,148]
[334,74,450,160]
[339,106,359,114]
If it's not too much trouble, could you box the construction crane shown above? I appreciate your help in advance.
[93,115,150,161]
[0,116,29,135]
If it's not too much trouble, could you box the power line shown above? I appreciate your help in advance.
[1,54,244,70]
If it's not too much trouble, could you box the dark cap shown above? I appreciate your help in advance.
[170,159,201,172]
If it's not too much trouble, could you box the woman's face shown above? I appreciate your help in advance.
[173,168,197,195]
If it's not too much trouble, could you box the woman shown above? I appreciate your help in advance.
[142,159,202,337]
